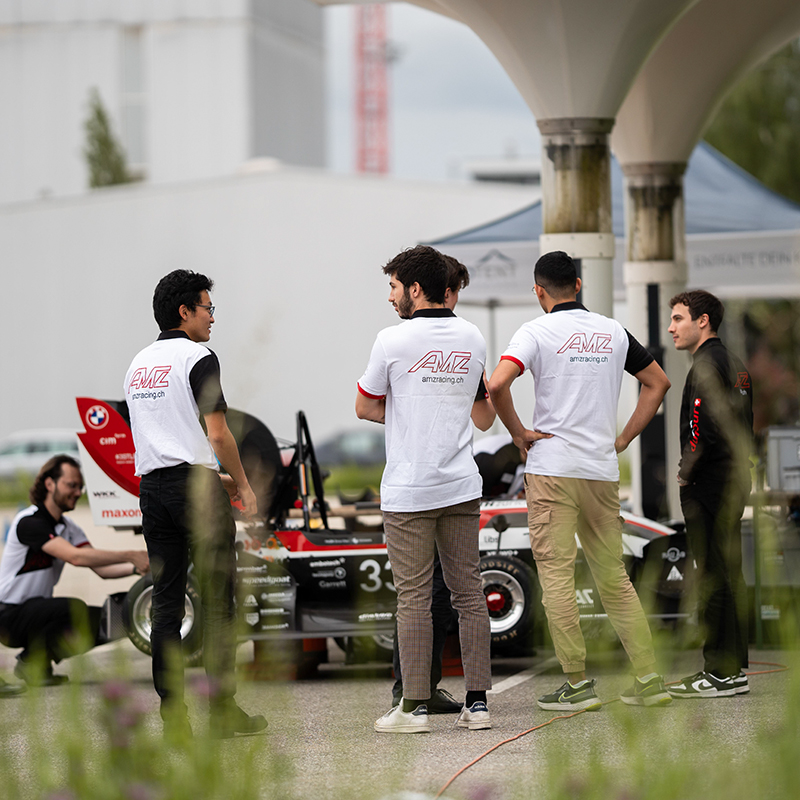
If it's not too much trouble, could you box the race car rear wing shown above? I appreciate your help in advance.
[75,397,329,532]
[75,397,142,529]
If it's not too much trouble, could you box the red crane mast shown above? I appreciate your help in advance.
[355,5,389,174]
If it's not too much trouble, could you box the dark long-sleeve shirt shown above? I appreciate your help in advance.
[678,337,753,487]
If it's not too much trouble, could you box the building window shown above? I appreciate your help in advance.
[121,26,146,178]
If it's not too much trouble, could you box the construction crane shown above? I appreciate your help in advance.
[354,5,389,174]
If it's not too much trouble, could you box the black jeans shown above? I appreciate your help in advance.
[391,553,454,703]
[139,465,237,714]
[680,479,749,677]
[0,597,101,663]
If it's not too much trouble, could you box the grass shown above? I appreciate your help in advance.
[322,463,385,498]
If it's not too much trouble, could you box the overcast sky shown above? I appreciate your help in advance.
[324,3,542,181]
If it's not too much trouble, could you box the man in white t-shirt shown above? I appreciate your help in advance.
[489,251,672,711]
[125,269,264,741]
[357,245,493,734]
[0,455,149,687]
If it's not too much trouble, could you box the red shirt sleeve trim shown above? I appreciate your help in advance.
[76,541,91,548]
[500,355,525,375]
[357,383,386,400]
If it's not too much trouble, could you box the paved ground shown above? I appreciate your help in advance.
[1,637,796,800]
[1,504,797,799]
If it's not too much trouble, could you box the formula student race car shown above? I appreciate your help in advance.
[76,397,692,669]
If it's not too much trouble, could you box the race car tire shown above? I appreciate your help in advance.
[480,555,537,652]
[121,575,204,667]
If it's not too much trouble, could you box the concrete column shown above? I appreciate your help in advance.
[622,163,689,520]
[538,118,615,318]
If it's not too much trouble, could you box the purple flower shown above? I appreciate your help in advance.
[125,783,160,800]
[101,680,131,703]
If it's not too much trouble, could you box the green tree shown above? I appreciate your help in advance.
[704,39,800,203]
[83,88,132,188]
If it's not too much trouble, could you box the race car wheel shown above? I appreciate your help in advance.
[480,555,536,650]
[121,575,204,667]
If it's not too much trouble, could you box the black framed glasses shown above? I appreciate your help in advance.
[197,304,215,316]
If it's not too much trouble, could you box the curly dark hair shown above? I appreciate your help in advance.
[152,270,214,331]
[443,254,470,293]
[30,455,82,506]
[534,251,578,299]
[382,246,448,304]
[669,290,724,333]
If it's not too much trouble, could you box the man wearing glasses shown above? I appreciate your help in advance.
[125,269,264,740]
[0,455,149,688]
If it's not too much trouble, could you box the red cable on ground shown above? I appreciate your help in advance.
[433,662,789,799]
[434,709,589,799]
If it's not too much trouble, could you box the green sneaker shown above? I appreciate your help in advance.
[537,678,602,711]
[620,675,672,707]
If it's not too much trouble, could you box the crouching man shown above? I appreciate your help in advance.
[0,455,149,686]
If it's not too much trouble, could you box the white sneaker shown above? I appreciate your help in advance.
[732,671,750,694]
[456,701,492,730]
[374,702,430,734]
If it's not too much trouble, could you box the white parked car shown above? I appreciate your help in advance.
[0,429,80,479]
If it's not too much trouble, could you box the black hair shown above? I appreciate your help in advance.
[534,251,578,299]
[152,270,214,331]
[30,455,82,506]
[382,246,448,304]
[669,289,724,333]
[443,254,470,293]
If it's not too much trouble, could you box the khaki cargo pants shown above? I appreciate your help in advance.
[525,473,657,675]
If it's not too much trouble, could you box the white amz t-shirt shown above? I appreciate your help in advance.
[358,309,485,512]
[124,331,226,476]
[500,302,653,482]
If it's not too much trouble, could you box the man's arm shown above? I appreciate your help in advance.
[471,397,495,431]
[488,360,552,459]
[615,361,671,453]
[42,538,149,576]
[471,372,496,431]
[204,410,258,519]
[355,392,386,423]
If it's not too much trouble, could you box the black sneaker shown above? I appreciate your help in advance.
[620,675,672,707]
[538,679,602,711]
[163,714,193,744]
[210,702,268,739]
[14,658,68,687]
[732,671,750,694]
[0,678,26,697]
[427,688,462,714]
[667,670,737,698]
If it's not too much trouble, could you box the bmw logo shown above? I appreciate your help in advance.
[86,405,109,430]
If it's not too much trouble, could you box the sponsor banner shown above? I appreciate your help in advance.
[76,439,142,528]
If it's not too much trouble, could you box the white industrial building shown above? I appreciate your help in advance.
[0,163,535,444]
[0,0,325,204]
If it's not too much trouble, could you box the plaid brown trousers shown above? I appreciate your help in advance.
[383,498,492,701]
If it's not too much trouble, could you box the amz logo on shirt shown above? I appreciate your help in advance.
[557,333,613,354]
[408,350,472,374]
[128,366,172,391]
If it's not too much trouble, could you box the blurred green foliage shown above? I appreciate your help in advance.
[705,39,800,204]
